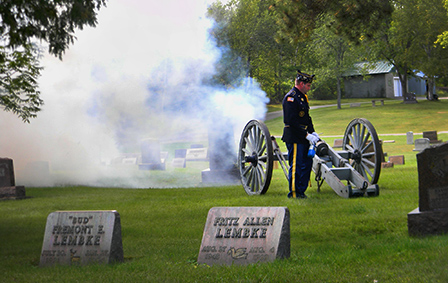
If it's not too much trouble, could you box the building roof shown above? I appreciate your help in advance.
[344,61,395,77]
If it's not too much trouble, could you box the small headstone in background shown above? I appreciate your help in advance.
[198,207,290,266]
[408,142,448,236]
[381,161,394,168]
[172,158,186,168]
[423,131,442,144]
[186,148,208,161]
[413,138,430,152]
[139,138,165,170]
[389,155,405,165]
[406,131,414,145]
[40,210,123,266]
[333,139,343,148]
[174,149,187,158]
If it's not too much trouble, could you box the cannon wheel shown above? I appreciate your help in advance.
[238,120,274,195]
[342,118,383,184]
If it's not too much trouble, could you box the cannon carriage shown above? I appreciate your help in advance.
[237,118,383,198]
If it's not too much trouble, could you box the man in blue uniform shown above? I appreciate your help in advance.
[282,70,319,199]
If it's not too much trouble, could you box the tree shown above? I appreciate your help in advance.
[270,0,393,44]
[370,0,448,102]
[305,15,361,108]
[0,0,107,122]
[412,0,448,100]
[208,0,299,102]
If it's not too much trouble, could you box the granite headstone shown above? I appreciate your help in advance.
[413,138,430,152]
[389,155,405,165]
[423,131,442,144]
[0,158,25,200]
[406,131,414,145]
[408,142,448,236]
[198,207,290,266]
[40,210,123,266]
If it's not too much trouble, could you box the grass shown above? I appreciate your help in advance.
[2,99,448,282]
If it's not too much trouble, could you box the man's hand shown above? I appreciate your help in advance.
[306,133,319,144]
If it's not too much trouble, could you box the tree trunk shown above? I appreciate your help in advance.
[426,77,435,100]
[336,76,342,109]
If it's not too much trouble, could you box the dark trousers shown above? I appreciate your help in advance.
[286,142,313,198]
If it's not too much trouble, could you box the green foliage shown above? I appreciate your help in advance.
[270,0,393,43]
[0,0,107,121]
[0,44,43,122]
[0,0,106,58]
[207,0,297,102]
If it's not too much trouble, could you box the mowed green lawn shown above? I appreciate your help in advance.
[1,98,448,282]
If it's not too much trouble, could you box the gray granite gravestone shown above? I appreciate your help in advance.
[408,142,448,236]
[40,210,123,266]
[0,158,25,200]
[198,207,290,266]
[406,131,414,145]
[413,138,430,152]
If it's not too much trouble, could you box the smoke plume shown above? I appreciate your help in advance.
[0,0,268,188]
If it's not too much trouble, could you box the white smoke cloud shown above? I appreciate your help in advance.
[0,0,268,188]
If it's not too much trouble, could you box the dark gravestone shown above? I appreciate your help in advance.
[408,142,448,236]
[138,139,165,170]
[423,131,442,144]
[0,158,15,186]
[174,149,187,158]
[0,158,25,200]
[201,124,239,184]
[40,210,123,266]
[197,207,290,266]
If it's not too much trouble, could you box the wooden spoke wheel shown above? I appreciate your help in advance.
[238,120,274,195]
[342,118,383,184]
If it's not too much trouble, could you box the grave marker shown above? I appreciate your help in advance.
[408,142,448,236]
[423,131,442,144]
[40,210,123,266]
[197,207,290,266]
[0,158,25,200]
[139,138,165,170]
[389,155,405,165]
[406,131,414,145]
[172,158,186,168]
[186,148,208,161]
[413,138,430,152]
[333,139,343,148]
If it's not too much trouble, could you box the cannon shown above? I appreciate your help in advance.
[237,118,383,198]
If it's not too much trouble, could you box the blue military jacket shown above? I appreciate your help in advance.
[281,87,315,144]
